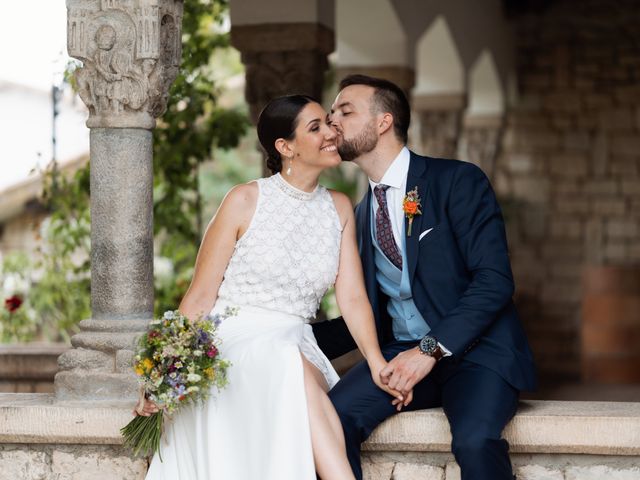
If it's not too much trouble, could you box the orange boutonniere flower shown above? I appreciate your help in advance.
[403,186,422,236]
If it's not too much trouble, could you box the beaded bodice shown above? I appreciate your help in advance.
[216,174,342,320]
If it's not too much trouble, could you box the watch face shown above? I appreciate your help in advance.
[420,336,437,354]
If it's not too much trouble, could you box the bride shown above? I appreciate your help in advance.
[138,95,405,479]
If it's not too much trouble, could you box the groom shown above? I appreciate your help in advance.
[312,74,536,480]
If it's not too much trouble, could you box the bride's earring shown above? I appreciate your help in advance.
[286,155,293,176]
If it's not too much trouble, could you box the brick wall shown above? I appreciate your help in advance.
[495,0,640,382]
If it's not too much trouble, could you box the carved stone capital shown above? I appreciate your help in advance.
[459,114,505,180]
[231,23,334,124]
[67,0,184,129]
[413,93,467,159]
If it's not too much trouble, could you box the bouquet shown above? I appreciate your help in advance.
[120,307,236,459]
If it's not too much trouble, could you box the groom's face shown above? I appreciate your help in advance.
[330,85,379,162]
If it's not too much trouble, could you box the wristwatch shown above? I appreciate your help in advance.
[418,335,444,361]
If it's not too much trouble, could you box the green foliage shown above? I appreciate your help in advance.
[151,0,250,312]
[0,252,38,342]
[0,164,92,343]
[0,1,250,342]
[153,0,249,249]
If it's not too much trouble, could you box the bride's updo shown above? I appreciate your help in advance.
[257,95,317,174]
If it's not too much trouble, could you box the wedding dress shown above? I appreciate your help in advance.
[145,173,343,479]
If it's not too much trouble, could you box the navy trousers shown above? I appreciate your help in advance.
[329,341,519,480]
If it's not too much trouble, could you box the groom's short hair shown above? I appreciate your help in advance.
[339,74,410,144]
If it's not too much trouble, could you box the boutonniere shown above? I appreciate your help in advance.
[403,186,422,236]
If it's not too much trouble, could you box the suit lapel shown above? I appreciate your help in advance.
[405,152,431,282]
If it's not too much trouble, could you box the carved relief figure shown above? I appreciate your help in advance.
[93,24,119,112]
[67,0,184,127]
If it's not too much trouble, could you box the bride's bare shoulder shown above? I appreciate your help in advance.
[327,189,355,227]
[222,181,259,209]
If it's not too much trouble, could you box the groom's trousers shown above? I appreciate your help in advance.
[329,340,519,480]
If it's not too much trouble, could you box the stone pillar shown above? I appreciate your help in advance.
[458,114,504,180]
[231,23,334,125]
[413,93,467,159]
[55,0,184,404]
[231,23,334,175]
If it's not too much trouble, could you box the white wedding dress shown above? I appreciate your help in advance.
[145,173,342,480]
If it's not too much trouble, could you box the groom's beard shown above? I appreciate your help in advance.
[338,119,378,162]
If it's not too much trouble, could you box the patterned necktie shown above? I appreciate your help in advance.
[374,184,402,269]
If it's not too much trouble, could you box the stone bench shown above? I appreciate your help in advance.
[0,394,639,479]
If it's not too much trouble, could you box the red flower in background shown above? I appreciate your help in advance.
[4,295,23,313]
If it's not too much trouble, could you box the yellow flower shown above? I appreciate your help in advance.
[134,365,145,376]
[142,358,154,372]
[204,367,214,379]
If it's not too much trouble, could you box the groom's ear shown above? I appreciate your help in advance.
[275,138,294,159]
[377,112,394,136]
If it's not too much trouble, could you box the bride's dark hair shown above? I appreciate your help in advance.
[257,95,317,174]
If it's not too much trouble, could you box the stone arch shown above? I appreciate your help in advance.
[467,49,504,117]
[413,15,464,96]
[336,0,407,67]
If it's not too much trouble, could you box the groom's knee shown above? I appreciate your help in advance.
[451,430,511,476]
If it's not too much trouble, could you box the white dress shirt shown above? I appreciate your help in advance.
[368,147,411,252]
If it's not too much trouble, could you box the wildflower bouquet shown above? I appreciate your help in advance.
[121,307,236,459]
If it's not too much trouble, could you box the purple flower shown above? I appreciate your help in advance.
[196,329,210,345]
[205,313,223,327]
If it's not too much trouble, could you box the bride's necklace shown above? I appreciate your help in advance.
[273,173,319,201]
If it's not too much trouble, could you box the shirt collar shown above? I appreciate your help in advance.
[368,147,410,192]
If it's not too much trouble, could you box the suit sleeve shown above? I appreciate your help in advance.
[312,317,358,360]
[429,162,515,357]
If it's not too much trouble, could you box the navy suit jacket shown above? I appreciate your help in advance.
[313,151,537,392]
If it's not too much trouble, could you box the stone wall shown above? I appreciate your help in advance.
[2,395,638,480]
[495,0,640,383]
[0,444,146,480]
[363,453,640,480]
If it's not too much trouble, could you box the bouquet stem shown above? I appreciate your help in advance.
[120,412,165,460]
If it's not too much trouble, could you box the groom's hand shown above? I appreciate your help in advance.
[380,347,436,397]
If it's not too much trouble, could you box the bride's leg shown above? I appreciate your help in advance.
[300,354,356,480]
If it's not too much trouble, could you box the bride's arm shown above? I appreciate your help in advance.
[330,191,406,405]
[178,182,258,319]
[135,182,257,416]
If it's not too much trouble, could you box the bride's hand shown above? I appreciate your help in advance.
[133,396,161,417]
[391,389,413,411]
[368,357,406,408]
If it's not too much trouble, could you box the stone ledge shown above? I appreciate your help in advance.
[0,394,134,445]
[1,395,639,456]
[364,400,640,456]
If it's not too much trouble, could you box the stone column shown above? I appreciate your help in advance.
[231,23,334,124]
[458,114,504,180]
[231,23,333,175]
[55,0,184,404]
[413,93,466,159]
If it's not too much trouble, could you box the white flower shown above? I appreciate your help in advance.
[193,350,203,357]
[163,311,176,320]
[2,273,30,296]
[186,373,201,382]
[187,386,200,393]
